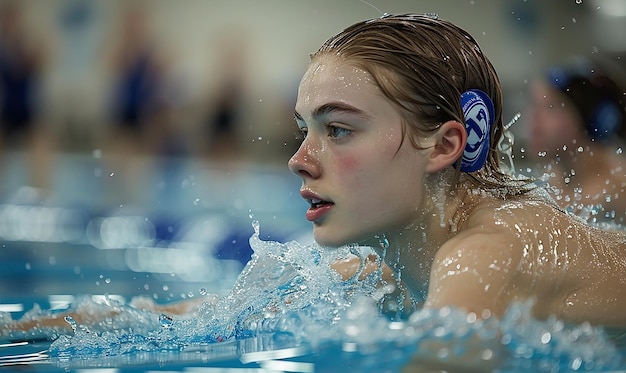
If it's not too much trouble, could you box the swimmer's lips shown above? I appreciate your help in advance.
[306,199,334,222]
[301,193,334,222]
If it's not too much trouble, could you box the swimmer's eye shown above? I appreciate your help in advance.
[326,124,351,139]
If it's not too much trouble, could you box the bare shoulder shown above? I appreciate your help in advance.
[431,195,626,324]
[424,197,558,316]
[426,221,522,317]
[442,196,545,255]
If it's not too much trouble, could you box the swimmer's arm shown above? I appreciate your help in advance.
[401,233,517,371]
[424,231,516,316]
[331,253,389,281]
[128,295,208,315]
[1,311,96,331]
[1,297,209,333]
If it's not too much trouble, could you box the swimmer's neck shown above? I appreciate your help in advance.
[376,179,476,292]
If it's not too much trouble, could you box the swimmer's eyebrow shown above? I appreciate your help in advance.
[294,102,369,122]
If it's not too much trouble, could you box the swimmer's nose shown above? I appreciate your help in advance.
[288,141,320,179]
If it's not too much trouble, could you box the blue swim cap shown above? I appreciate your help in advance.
[459,89,494,172]
[545,57,624,142]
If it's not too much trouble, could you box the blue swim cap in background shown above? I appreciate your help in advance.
[459,89,494,172]
[545,57,624,142]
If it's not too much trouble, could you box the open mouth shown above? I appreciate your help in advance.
[305,197,334,222]
[309,198,332,209]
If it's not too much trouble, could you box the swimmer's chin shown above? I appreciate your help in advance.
[313,232,380,250]
[312,232,354,249]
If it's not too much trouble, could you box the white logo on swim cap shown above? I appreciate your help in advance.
[460,89,494,172]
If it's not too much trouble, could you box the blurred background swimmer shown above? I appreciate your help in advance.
[528,55,626,224]
[103,5,186,208]
[0,1,54,202]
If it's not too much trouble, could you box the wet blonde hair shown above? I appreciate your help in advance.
[312,13,532,194]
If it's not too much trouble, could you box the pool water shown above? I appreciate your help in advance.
[1,337,414,372]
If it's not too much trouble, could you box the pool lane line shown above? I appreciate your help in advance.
[0,341,29,348]
[0,349,49,366]
[239,346,309,364]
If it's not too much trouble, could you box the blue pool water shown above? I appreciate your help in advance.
[1,153,625,372]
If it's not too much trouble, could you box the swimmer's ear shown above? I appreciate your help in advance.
[426,120,467,173]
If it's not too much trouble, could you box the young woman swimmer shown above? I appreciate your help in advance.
[3,13,625,340]
[289,13,626,326]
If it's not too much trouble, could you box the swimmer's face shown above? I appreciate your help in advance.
[528,81,585,157]
[288,56,432,247]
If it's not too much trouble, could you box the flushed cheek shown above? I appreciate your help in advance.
[335,154,361,173]
[335,137,398,175]
[333,154,380,189]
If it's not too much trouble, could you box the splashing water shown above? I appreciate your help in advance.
[4,223,623,371]
[498,113,521,175]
